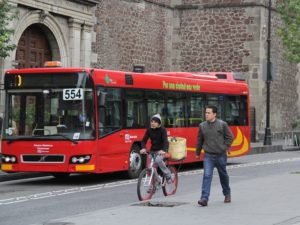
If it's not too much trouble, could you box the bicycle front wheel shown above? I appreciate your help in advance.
[162,166,178,196]
[137,168,154,201]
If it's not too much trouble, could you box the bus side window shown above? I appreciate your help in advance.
[224,95,248,126]
[188,94,204,127]
[207,95,225,121]
[125,90,147,129]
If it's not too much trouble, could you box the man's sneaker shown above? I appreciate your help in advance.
[224,195,231,203]
[198,199,208,206]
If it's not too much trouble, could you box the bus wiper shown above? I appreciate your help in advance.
[7,137,32,144]
[47,134,78,144]
[7,135,51,144]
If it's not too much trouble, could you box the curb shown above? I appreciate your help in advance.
[250,145,283,155]
[250,144,300,155]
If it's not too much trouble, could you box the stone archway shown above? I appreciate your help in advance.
[16,24,52,68]
[12,10,69,68]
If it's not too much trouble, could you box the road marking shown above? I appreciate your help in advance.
[1,157,300,206]
[179,157,300,176]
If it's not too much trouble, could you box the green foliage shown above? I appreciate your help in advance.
[0,0,18,58]
[277,0,300,63]
[291,121,298,129]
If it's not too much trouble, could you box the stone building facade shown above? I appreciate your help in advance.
[89,0,300,138]
[1,0,299,139]
[0,0,98,111]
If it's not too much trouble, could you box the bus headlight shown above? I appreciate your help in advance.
[70,155,91,164]
[1,154,18,163]
[78,157,85,163]
[71,157,78,164]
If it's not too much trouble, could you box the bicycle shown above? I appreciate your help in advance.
[137,152,178,201]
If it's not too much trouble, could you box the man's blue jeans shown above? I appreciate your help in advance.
[201,152,231,201]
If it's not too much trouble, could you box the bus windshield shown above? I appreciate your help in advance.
[3,72,95,141]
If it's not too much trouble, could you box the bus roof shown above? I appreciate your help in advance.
[5,67,92,74]
[91,69,249,95]
[5,67,248,95]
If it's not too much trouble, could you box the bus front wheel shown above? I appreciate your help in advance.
[128,145,143,179]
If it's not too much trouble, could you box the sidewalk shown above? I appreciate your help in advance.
[250,139,300,154]
[34,172,300,225]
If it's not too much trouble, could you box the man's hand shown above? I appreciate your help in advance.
[158,150,166,156]
[140,148,147,154]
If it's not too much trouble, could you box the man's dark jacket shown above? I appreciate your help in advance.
[196,119,234,156]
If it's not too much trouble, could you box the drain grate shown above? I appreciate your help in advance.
[132,201,187,207]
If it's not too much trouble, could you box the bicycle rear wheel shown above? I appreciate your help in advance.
[137,168,154,201]
[162,166,178,196]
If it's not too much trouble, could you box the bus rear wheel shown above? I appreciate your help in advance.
[128,145,143,179]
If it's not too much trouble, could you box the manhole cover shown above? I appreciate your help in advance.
[132,201,187,207]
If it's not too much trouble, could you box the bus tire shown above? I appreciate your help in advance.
[128,144,143,179]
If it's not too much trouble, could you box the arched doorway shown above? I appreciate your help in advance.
[16,24,52,68]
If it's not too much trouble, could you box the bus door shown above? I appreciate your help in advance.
[97,87,128,172]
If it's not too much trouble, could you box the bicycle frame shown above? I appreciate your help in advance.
[144,154,162,188]
[137,152,178,201]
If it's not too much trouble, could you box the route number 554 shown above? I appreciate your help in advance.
[63,88,83,100]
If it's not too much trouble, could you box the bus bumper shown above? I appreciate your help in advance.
[1,163,96,173]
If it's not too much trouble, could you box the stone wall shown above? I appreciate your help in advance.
[3,0,298,135]
[91,0,300,134]
[268,12,299,132]
[174,7,253,72]
[92,0,173,72]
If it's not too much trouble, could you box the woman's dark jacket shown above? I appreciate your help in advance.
[141,126,169,152]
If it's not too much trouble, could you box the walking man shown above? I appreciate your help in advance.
[196,105,234,206]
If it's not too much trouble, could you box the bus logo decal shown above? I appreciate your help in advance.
[105,74,110,84]
[125,134,130,142]
[124,134,137,143]
[39,156,47,162]
[105,74,116,84]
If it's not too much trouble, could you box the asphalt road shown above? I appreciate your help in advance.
[0,151,300,225]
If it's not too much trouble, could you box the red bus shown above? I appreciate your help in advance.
[1,65,250,178]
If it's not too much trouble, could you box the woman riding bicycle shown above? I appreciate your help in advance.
[140,114,172,183]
